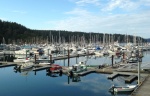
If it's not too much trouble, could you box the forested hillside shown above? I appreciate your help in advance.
[146,38,150,42]
[0,19,145,44]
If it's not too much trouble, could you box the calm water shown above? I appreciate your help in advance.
[0,51,149,96]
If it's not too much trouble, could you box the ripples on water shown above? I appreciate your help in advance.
[0,51,149,96]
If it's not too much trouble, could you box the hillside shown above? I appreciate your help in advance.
[0,19,145,44]
[146,38,150,42]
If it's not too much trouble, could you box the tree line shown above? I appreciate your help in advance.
[0,19,146,44]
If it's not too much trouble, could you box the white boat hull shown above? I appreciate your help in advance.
[109,85,137,93]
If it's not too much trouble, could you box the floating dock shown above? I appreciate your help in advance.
[53,53,93,60]
[33,66,50,71]
[107,73,119,79]
[125,75,137,83]
[78,70,96,76]
[131,75,150,96]
[0,63,17,68]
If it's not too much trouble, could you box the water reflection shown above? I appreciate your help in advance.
[0,51,150,96]
[55,55,121,67]
[46,71,62,77]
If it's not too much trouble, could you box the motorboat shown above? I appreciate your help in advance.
[13,57,30,63]
[127,57,138,63]
[14,61,34,70]
[69,61,87,76]
[47,64,62,73]
[109,84,137,93]
[14,57,33,70]
[94,51,103,57]
[19,62,34,70]
[72,62,87,72]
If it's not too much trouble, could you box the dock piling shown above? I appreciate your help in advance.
[34,55,36,64]
[112,55,114,67]
[68,49,70,67]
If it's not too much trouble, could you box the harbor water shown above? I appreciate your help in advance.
[0,51,150,96]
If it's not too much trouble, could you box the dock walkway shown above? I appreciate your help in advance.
[33,65,51,71]
[78,70,95,76]
[131,75,150,96]
[0,63,17,68]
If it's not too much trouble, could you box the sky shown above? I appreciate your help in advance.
[0,0,150,38]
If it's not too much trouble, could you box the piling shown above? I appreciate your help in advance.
[26,50,27,58]
[112,55,114,67]
[68,76,70,84]
[68,49,70,67]
[48,49,50,56]
[63,59,65,66]
[3,53,5,61]
[50,54,52,64]
[35,55,36,63]
[123,52,125,63]
[76,57,78,64]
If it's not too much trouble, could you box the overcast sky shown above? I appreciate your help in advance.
[0,0,150,38]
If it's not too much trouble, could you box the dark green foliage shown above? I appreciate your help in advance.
[146,38,150,42]
[0,19,146,44]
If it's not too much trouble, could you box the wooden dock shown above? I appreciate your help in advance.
[131,75,150,96]
[53,53,93,60]
[125,75,137,83]
[0,63,17,68]
[33,66,51,71]
[107,73,119,79]
[32,53,94,64]
[78,70,96,76]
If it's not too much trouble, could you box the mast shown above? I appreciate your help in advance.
[103,33,105,46]
[59,31,61,45]
[49,31,51,44]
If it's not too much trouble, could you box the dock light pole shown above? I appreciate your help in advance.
[138,50,142,85]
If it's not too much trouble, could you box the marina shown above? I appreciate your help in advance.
[0,42,150,96]
[1,0,150,95]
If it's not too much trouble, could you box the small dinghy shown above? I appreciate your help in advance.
[109,84,137,93]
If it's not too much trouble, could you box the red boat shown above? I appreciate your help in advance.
[49,64,62,73]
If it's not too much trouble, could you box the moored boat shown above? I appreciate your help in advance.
[47,64,62,73]
[14,57,34,70]
[69,61,87,76]
[109,84,137,93]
